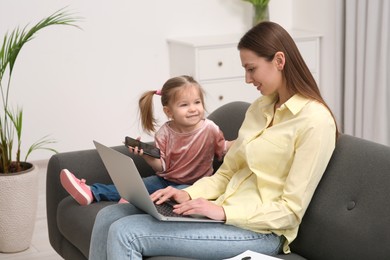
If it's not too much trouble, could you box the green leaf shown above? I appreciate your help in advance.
[24,135,58,162]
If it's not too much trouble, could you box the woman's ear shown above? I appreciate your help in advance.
[274,51,285,70]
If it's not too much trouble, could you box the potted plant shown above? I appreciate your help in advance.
[242,0,271,26]
[0,8,80,253]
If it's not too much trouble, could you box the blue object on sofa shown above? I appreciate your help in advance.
[46,101,390,260]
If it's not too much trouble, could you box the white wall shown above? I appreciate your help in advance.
[0,0,338,161]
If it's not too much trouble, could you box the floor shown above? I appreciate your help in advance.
[0,160,63,260]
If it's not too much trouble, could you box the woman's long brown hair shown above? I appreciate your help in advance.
[238,21,339,139]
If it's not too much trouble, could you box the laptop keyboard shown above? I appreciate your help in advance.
[155,201,191,218]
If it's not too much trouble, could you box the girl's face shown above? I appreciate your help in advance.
[240,48,285,97]
[163,85,205,133]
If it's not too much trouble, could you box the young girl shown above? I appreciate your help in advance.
[60,75,233,205]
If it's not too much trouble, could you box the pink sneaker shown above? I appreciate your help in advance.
[118,198,129,204]
[60,169,93,206]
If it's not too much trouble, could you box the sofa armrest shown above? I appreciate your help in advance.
[46,145,154,257]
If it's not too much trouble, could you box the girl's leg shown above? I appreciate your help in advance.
[90,183,121,202]
[142,175,171,194]
[163,178,190,190]
[91,176,188,202]
[143,175,189,194]
[106,215,284,260]
[89,204,144,260]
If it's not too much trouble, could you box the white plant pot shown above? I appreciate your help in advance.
[0,163,39,253]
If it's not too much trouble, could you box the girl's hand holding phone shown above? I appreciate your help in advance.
[124,136,161,158]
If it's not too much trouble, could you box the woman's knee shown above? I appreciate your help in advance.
[101,203,141,218]
[93,205,115,229]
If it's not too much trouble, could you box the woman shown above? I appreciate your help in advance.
[89,21,338,259]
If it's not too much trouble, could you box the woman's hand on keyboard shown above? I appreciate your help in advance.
[150,186,190,205]
[173,198,226,221]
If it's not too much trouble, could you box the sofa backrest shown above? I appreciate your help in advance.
[290,134,390,260]
[207,101,250,140]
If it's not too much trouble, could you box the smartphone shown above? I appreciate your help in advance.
[124,136,161,159]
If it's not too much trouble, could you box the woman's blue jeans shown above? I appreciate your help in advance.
[89,204,285,260]
[90,175,189,202]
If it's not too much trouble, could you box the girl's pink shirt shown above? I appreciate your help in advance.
[154,119,227,184]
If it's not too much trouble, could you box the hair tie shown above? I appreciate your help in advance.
[155,89,162,96]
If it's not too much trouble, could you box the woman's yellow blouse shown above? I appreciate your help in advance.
[185,94,336,253]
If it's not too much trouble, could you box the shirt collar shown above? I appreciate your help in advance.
[282,94,310,115]
[261,94,310,115]
[257,93,311,115]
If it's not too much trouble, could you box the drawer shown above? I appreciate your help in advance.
[197,46,244,81]
[203,79,259,114]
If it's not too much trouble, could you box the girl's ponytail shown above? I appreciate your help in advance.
[138,90,159,133]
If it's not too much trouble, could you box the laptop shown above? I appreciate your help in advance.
[93,140,223,223]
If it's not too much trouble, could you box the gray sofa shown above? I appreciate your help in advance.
[46,101,390,260]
